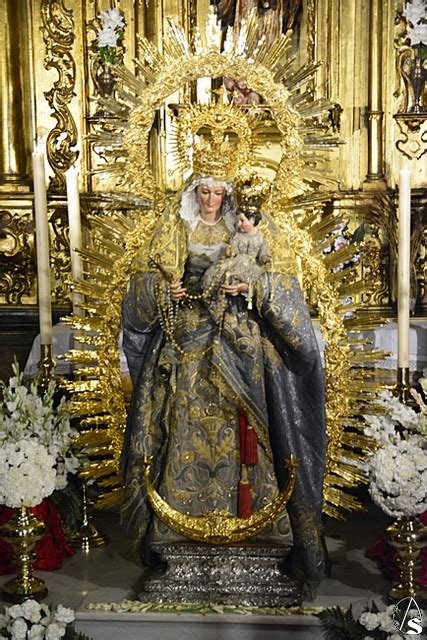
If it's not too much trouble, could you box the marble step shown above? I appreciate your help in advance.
[75,609,323,640]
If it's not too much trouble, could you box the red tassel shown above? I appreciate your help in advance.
[239,410,247,463]
[245,426,258,465]
[238,479,252,518]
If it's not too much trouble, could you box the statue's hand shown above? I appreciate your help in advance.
[170,280,187,300]
[221,282,249,296]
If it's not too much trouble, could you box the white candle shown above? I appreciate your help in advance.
[397,168,411,369]
[66,166,83,315]
[197,77,211,104]
[32,144,52,345]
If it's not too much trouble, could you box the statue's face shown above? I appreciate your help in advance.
[236,212,255,233]
[197,184,225,218]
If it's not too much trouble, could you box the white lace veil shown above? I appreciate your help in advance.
[179,176,236,232]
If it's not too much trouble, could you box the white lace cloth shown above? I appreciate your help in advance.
[362,320,427,370]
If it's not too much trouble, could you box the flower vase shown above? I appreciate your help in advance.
[0,505,48,603]
[95,63,116,117]
[97,63,116,98]
[384,515,427,603]
[409,52,427,114]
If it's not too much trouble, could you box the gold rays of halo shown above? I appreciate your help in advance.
[64,8,389,519]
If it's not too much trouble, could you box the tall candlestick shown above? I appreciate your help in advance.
[66,166,83,315]
[32,144,52,345]
[397,168,411,369]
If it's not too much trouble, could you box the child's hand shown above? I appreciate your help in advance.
[222,282,249,296]
[170,281,187,300]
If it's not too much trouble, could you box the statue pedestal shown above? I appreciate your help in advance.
[137,542,301,607]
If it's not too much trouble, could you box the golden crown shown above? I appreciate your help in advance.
[171,101,261,181]
[235,174,271,213]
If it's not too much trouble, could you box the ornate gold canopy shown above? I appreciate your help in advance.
[64,9,388,529]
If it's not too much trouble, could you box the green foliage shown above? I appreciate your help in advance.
[317,606,368,640]
[51,474,83,534]
[99,45,120,65]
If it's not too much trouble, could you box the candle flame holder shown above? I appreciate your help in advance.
[393,367,416,406]
[67,482,108,552]
[37,343,55,393]
[385,515,427,604]
[0,506,48,603]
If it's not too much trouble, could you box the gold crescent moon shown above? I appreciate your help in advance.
[143,455,298,544]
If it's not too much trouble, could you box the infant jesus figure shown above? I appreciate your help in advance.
[202,209,272,312]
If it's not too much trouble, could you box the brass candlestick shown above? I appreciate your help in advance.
[385,516,427,604]
[67,482,108,552]
[0,506,48,603]
[393,367,415,406]
[37,343,55,392]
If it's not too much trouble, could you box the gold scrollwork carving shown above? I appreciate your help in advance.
[0,209,35,304]
[417,225,427,307]
[410,207,427,310]
[49,206,72,304]
[49,202,91,305]
[394,114,427,161]
[41,0,79,192]
[394,12,413,114]
[361,242,389,308]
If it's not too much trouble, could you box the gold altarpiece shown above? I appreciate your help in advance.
[0,0,426,366]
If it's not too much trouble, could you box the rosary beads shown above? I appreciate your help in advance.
[155,278,227,363]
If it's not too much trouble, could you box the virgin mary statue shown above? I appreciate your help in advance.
[120,165,327,600]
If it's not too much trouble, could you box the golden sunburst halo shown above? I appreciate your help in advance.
[66,9,390,520]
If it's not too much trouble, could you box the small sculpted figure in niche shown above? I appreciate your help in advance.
[212,0,303,43]
[223,77,263,105]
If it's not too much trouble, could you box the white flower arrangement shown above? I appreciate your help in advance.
[0,599,92,639]
[96,8,125,64]
[359,604,400,637]
[0,362,80,508]
[362,384,427,518]
[368,439,427,517]
[403,0,427,46]
[318,600,422,639]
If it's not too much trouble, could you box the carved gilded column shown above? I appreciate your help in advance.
[0,0,32,189]
[365,0,385,184]
[306,0,316,66]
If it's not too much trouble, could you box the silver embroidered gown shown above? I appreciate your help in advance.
[122,215,326,596]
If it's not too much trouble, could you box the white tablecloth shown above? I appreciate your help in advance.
[24,319,427,379]
[24,322,129,378]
